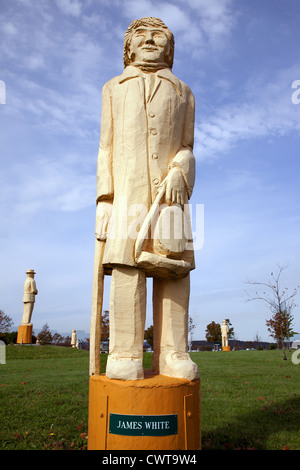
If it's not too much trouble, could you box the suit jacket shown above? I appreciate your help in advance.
[23,278,37,303]
[96,65,196,269]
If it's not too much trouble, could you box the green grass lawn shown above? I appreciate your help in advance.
[0,346,299,450]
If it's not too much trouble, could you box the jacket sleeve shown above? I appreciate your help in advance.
[169,88,196,199]
[96,81,114,203]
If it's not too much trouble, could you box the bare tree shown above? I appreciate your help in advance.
[0,310,14,333]
[245,264,299,360]
[253,332,262,347]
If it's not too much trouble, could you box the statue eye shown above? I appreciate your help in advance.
[134,30,146,37]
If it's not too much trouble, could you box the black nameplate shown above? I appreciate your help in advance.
[109,413,178,436]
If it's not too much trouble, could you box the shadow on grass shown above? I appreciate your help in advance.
[202,395,300,450]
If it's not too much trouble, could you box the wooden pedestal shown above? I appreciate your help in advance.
[222,346,231,352]
[17,324,32,344]
[88,371,201,450]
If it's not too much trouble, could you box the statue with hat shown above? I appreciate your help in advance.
[21,269,38,325]
[17,269,38,344]
[221,320,230,351]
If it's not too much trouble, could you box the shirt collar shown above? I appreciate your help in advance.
[119,65,182,96]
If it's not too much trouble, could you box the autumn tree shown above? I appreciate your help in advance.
[144,325,154,349]
[266,308,297,350]
[224,318,234,339]
[101,310,110,341]
[37,323,53,345]
[52,332,65,345]
[205,321,221,344]
[0,310,14,333]
[246,264,299,360]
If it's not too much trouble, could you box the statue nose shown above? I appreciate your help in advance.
[145,33,155,44]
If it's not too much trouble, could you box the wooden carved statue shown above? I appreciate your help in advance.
[90,17,198,381]
[21,269,38,325]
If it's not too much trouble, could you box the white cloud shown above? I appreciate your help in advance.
[0,154,95,233]
[55,0,82,17]
[1,21,18,35]
[194,65,300,161]
[121,0,237,55]
[123,0,154,20]
[26,54,46,71]
[61,32,103,81]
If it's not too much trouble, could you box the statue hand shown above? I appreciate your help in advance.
[165,167,186,206]
[95,201,113,241]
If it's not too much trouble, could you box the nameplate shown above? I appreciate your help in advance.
[109,413,178,436]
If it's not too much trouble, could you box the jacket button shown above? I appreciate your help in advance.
[150,128,157,135]
[152,153,158,159]
[152,178,159,185]
[149,111,155,118]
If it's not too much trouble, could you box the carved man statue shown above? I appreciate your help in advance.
[21,269,38,325]
[95,17,198,381]
[221,320,229,348]
[71,329,77,348]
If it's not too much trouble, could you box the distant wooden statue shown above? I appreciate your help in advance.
[221,320,229,348]
[71,329,77,348]
[90,17,198,381]
[21,269,38,325]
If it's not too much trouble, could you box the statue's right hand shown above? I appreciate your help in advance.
[95,201,113,241]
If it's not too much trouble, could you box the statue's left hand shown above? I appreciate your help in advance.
[95,200,113,241]
[165,167,186,206]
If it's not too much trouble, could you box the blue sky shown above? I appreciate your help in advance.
[0,0,299,342]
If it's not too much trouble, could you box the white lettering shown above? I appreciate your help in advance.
[128,203,148,240]
[144,420,170,429]
[102,455,136,467]
[105,197,204,251]
[292,349,300,364]
[116,419,143,429]
[0,80,6,104]
[189,203,204,251]
[146,454,197,465]
[0,340,5,364]
[291,80,300,104]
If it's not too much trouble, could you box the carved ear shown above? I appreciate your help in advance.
[123,40,132,67]
[125,43,135,66]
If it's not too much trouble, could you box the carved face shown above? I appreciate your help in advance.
[129,26,169,64]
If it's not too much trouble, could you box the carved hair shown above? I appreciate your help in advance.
[123,17,174,69]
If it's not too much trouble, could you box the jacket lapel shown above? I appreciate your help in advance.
[118,66,182,102]
[157,68,182,97]
[148,75,161,102]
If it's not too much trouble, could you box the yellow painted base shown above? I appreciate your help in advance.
[88,371,201,450]
[17,324,32,344]
[222,346,231,352]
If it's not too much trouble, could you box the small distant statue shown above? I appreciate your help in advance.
[221,320,229,349]
[71,329,77,348]
[21,269,38,325]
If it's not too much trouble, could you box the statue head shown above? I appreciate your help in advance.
[26,269,35,278]
[123,17,174,69]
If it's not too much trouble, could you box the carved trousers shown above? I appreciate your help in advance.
[21,302,34,325]
[108,266,190,362]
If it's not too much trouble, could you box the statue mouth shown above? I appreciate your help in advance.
[142,46,159,51]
